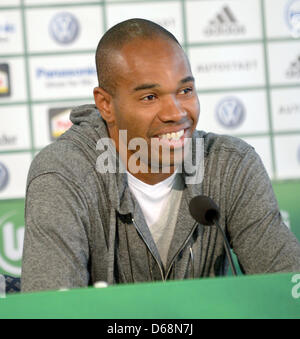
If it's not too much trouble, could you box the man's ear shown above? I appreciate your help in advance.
[93,87,115,123]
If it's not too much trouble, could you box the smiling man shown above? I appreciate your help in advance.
[21,19,300,292]
[94,23,200,182]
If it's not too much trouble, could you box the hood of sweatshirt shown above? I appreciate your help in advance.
[67,104,134,215]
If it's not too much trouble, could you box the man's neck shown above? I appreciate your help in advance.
[128,170,176,185]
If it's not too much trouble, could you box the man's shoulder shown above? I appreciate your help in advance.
[27,137,96,188]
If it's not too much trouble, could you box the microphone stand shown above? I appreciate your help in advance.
[214,218,237,276]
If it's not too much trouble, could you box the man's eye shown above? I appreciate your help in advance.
[179,87,193,95]
[142,94,156,101]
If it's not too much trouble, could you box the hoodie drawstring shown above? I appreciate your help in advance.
[107,209,117,285]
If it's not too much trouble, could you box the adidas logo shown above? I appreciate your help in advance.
[286,55,300,79]
[203,5,246,37]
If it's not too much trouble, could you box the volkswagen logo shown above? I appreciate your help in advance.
[215,97,245,129]
[285,0,300,38]
[49,12,80,45]
[0,162,9,191]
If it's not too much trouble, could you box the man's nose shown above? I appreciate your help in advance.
[158,95,187,122]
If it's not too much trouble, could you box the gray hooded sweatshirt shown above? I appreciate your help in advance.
[21,105,300,292]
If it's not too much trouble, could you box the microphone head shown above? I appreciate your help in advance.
[189,195,220,226]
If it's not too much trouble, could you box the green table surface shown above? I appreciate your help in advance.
[1,272,300,319]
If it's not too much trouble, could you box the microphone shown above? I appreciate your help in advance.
[189,195,237,276]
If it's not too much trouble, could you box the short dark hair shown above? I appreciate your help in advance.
[95,18,181,95]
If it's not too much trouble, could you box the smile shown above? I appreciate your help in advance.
[158,129,185,141]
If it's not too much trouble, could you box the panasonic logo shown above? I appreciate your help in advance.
[36,67,96,79]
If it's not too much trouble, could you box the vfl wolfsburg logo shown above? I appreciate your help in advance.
[0,211,24,276]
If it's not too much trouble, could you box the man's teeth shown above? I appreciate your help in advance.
[159,129,184,141]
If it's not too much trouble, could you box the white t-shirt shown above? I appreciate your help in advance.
[127,171,177,228]
[127,171,184,268]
